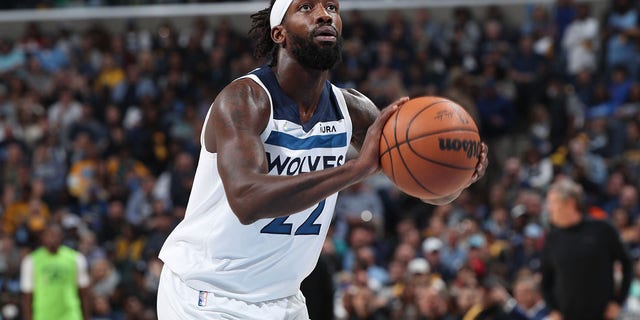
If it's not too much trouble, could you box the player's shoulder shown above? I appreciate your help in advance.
[213,77,271,115]
[340,88,375,110]
[339,88,378,124]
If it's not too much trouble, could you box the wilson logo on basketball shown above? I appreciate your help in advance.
[438,138,481,159]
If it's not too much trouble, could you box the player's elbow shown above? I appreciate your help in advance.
[235,214,257,225]
[223,178,261,224]
[236,213,257,225]
[228,199,258,225]
[226,187,261,225]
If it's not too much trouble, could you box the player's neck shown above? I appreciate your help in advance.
[273,56,329,112]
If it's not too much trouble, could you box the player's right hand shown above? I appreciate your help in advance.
[355,97,409,176]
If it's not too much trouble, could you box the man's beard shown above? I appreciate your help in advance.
[289,30,343,71]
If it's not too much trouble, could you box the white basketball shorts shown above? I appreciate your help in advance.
[157,265,310,320]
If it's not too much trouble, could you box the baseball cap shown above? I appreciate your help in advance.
[422,237,444,253]
[408,258,430,275]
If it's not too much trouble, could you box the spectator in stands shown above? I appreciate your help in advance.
[616,185,640,220]
[520,147,553,191]
[342,278,386,320]
[341,10,378,47]
[444,68,479,124]
[343,223,379,272]
[22,58,53,100]
[47,88,82,144]
[2,182,50,247]
[603,0,639,77]
[93,53,125,92]
[563,133,608,192]
[415,284,454,320]
[0,232,22,295]
[141,205,173,261]
[124,175,155,227]
[112,64,157,111]
[445,6,481,68]
[31,135,67,207]
[32,35,69,73]
[0,38,24,74]
[462,277,510,320]
[90,257,120,297]
[510,223,544,276]
[77,230,106,267]
[335,181,386,241]
[440,227,468,274]
[562,3,599,76]
[361,40,408,106]
[422,237,456,282]
[521,5,552,39]
[504,275,550,320]
[1,142,30,199]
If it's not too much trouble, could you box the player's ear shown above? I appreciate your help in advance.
[271,26,286,45]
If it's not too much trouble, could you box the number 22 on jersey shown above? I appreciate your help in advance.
[260,200,326,235]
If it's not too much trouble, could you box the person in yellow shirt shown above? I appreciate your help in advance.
[93,53,125,91]
[2,182,50,245]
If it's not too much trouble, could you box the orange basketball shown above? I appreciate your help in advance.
[379,96,481,199]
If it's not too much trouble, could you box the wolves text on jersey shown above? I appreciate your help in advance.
[267,153,345,175]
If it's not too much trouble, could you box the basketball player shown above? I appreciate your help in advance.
[157,0,488,318]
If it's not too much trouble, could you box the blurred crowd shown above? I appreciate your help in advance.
[1,0,640,319]
[0,0,234,10]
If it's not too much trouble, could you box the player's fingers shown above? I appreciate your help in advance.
[469,143,488,184]
[377,97,409,122]
[387,96,410,109]
[369,99,404,132]
[480,142,489,159]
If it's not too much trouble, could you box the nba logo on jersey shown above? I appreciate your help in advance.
[198,291,208,307]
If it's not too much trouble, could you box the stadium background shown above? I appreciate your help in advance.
[1,0,640,319]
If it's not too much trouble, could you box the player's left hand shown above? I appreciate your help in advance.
[421,142,488,205]
[468,142,488,186]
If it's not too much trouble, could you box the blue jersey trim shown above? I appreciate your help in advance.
[265,131,347,150]
[250,66,344,132]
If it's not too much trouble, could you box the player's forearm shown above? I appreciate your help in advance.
[227,159,371,224]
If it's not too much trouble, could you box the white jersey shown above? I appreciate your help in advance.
[159,66,352,302]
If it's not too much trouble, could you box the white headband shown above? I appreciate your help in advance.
[270,0,294,29]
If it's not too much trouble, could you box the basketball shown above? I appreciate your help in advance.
[379,96,481,199]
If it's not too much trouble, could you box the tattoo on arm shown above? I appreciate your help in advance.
[217,85,270,176]
[343,88,379,152]
[352,104,377,151]
[352,125,367,150]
